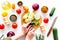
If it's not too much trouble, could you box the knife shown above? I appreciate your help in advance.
[47,17,58,37]
[0,34,4,39]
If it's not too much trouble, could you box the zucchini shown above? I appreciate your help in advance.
[49,7,56,16]
[53,28,58,40]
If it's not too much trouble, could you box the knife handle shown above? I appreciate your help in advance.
[47,26,52,37]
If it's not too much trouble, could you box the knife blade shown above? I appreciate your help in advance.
[0,34,4,39]
[47,17,58,37]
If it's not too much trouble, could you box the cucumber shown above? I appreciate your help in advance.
[49,7,56,16]
[53,28,58,40]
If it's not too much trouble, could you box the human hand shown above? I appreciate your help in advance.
[21,23,31,36]
[11,23,31,40]
[25,28,35,40]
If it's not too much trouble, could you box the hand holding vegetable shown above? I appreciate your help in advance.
[21,26,30,35]
[11,23,31,40]
[25,29,35,40]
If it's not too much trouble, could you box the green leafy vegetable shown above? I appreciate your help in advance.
[36,35,39,40]
[36,34,44,40]
[35,22,39,25]
[39,35,41,40]
[30,22,39,25]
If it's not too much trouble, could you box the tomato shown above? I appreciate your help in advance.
[12,23,18,29]
[0,24,5,29]
[43,17,49,23]
[16,9,21,14]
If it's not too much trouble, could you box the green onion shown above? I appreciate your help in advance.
[36,35,39,40]
[35,34,44,40]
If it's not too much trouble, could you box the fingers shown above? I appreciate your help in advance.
[22,23,36,32]
[27,24,34,31]
[22,23,28,28]
[27,25,32,30]
[22,23,32,30]
[28,28,36,34]
[22,25,31,31]
[22,23,30,27]
[31,28,35,32]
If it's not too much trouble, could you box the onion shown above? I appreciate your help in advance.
[32,3,39,10]
[7,31,15,37]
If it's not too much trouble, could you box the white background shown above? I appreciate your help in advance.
[0,0,60,40]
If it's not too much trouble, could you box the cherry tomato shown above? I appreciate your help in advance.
[12,23,18,29]
[0,24,5,29]
[16,9,21,14]
[43,17,49,23]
